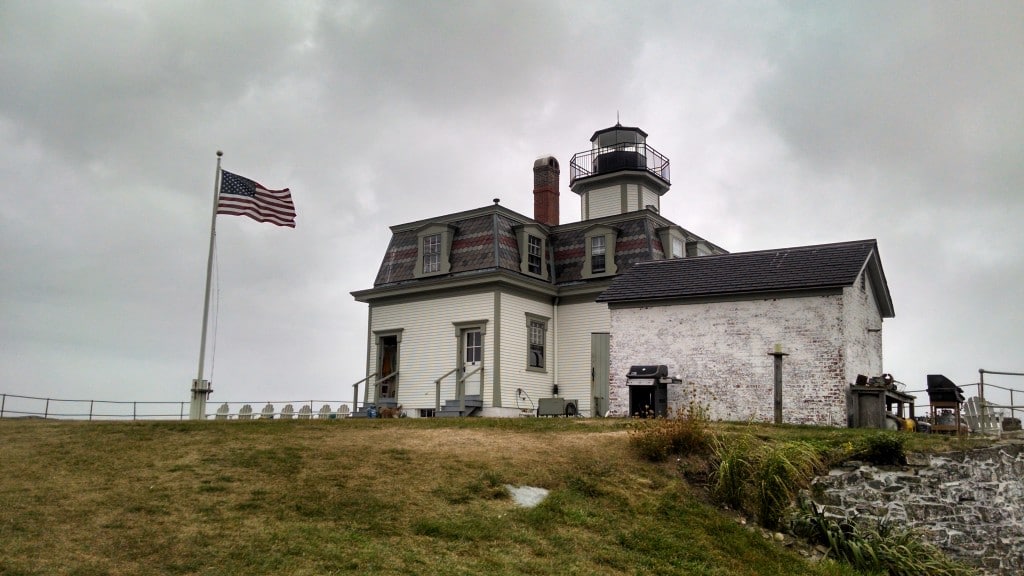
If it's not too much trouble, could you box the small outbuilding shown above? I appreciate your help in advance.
[596,240,895,425]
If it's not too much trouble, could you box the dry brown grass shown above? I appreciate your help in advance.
[0,418,860,576]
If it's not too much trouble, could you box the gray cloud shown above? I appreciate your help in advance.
[1,1,1021,410]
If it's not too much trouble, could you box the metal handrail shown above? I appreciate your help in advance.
[434,368,459,413]
[458,366,483,416]
[350,372,376,413]
[371,370,399,404]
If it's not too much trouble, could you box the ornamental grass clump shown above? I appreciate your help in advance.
[790,499,975,576]
[751,441,825,529]
[710,434,754,511]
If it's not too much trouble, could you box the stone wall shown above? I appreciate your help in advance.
[811,441,1024,576]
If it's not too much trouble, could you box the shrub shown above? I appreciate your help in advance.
[628,403,712,462]
[858,431,907,466]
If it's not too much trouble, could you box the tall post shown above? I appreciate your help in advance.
[769,344,789,425]
[191,151,222,420]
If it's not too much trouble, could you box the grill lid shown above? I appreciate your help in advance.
[627,365,668,379]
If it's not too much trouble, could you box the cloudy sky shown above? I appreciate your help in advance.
[2,1,1022,415]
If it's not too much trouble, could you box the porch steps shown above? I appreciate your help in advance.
[437,395,482,418]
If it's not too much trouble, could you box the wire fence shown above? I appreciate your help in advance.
[905,371,1024,424]
[0,393,358,421]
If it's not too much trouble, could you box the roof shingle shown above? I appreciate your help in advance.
[596,240,887,309]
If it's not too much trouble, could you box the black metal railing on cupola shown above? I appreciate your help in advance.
[568,142,671,186]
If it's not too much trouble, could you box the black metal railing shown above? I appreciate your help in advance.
[569,143,670,185]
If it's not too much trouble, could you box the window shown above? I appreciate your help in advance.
[671,237,684,259]
[657,226,686,259]
[465,330,482,364]
[528,319,546,369]
[527,235,543,275]
[414,224,454,278]
[422,233,441,273]
[591,236,606,273]
[516,224,549,279]
[581,225,618,279]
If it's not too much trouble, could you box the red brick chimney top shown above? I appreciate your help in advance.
[533,156,560,226]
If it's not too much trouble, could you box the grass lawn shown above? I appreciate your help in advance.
[0,417,975,575]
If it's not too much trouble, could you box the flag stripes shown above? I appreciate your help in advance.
[217,170,296,227]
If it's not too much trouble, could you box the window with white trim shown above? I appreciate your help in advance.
[591,235,606,273]
[527,235,543,275]
[525,314,549,372]
[465,329,482,364]
[516,223,549,280]
[422,233,441,273]
[581,225,618,278]
[414,224,454,278]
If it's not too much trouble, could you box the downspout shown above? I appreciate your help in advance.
[549,241,559,393]
[553,297,559,392]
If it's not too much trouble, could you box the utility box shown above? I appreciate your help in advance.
[538,397,579,417]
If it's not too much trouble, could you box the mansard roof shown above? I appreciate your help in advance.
[596,239,894,317]
[361,203,722,293]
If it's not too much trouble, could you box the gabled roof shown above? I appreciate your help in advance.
[596,239,894,317]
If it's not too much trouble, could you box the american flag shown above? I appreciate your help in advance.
[217,170,296,227]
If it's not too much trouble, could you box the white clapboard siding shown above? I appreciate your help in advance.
[585,185,622,219]
[555,300,611,416]
[369,292,494,410]
[641,187,659,212]
[497,291,555,409]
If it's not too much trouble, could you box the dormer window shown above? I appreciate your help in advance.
[413,223,454,278]
[657,226,687,259]
[422,234,441,273]
[591,236,606,273]
[515,223,549,280]
[582,224,618,278]
[527,236,543,274]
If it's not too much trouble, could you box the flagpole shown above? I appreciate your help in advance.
[190,150,223,420]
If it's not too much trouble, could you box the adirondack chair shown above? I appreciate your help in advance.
[318,404,334,419]
[336,405,350,418]
[260,403,275,419]
[280,404,295,419]
[237,404,254,420]
[297,405,313,419]
[964,396,1001,436]
[215,403,230,420]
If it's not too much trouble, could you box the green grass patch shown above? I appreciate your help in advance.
[0,417,980,576]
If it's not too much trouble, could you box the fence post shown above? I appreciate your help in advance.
[133,402,137,421]
[45,398,50,419]
[1,394,5,418]
[89,400,94,421]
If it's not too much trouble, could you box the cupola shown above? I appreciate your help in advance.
[569,124,671,220]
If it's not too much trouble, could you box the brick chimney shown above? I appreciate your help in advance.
[533,156,560,226]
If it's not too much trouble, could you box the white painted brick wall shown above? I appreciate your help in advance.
[608,283,883,426]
